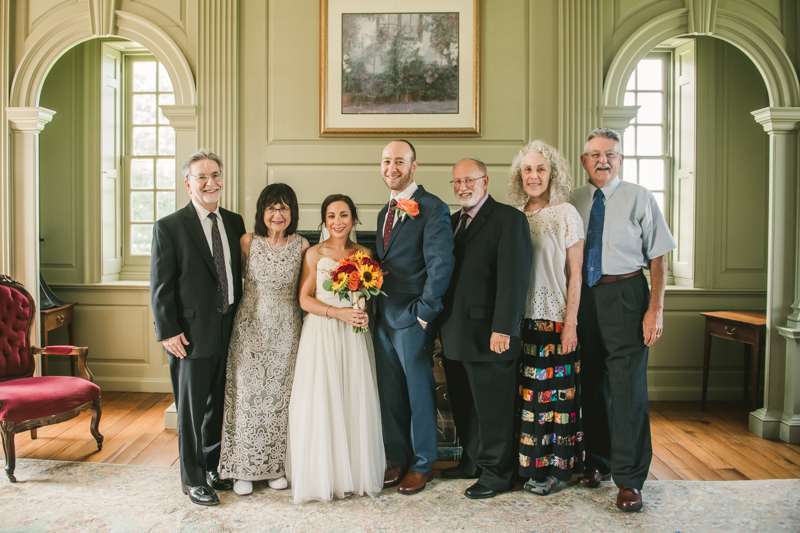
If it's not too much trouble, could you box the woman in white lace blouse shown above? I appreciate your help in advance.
[508,140,585,496]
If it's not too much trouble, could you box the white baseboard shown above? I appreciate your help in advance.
[164,402,177,430]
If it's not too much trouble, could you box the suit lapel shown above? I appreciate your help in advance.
[182,202,218,277]
[384,186,426,255]
[221,208,241,275]
[456,195,495,249]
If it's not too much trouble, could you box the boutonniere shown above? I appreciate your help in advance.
[393,198,420,220]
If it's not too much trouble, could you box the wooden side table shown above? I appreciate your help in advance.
[700,311,766,411]
[40,303,77,376]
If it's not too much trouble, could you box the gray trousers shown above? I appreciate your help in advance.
[577,273,652,490]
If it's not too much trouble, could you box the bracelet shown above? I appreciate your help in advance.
[325,305,332,319]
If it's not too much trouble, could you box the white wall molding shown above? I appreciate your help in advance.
[197,0,239,211]
[601,105,640,132]
[777,326,800,443]
[559,0,602,184]
[687,0,717,36]
[88,0,120,37]
[6,106,56,331]
[0,0,10,275]
[160,104,197,206]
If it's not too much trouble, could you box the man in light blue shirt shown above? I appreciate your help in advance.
[570,128,675,512]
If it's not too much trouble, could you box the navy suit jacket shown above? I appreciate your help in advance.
[150,201,246,359]
[439,195,533,361]
[374,185,455,330]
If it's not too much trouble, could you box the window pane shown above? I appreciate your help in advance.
[159,127,176,155]
[637,93,662,124]
[130,159,154,189]
[626,70,636,91]
[652,192,665,215]
[639,159,665,190]
[158,63,174,92]
[133,127,157,155]
[623,126,636,156]
[131,224,153,255]
[133,62,157,92]
[158,94,175,124]
[157,159,176,189]
[157,191,175,220]
[622,158,637,183]
[636,126,662,156]
[131,191,154,222]
[133,94,157,124]
[637,59,662,90]
[624,91,636,106]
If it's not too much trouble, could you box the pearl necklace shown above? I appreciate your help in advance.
[264,234,289,257]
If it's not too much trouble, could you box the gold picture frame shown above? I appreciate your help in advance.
[320,0,481,137]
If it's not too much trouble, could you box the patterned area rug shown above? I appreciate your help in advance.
[1,459,798,532]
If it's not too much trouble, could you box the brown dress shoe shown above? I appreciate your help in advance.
[397,470,432,495]
[578,469,606,488]
[384,465,408,488]
[616,487,643,512]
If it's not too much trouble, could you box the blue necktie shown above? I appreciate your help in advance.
[584,189,604,287]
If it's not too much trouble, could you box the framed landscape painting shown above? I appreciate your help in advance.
[320,0,480,136]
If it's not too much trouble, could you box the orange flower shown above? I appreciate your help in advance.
[395,198,419,218]
[348,271,361,291]
[374,272,384,290]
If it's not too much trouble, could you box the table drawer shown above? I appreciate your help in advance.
[43,307,74,331]
[707,319,756,344]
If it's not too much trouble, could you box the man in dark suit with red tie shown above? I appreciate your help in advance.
[439,157,533,499]
[150,149,246,506]
[374,140,455,495]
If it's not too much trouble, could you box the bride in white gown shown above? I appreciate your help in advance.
[287,194,386,504]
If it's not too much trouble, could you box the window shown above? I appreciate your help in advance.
[622,52,671,217]
[124,56,176,267]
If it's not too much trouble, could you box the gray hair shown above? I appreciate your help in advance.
[507,140,572,206]
[583,127,622,152]
[182,149,224,180]
[453,157,487,176]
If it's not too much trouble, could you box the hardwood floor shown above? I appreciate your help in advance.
[11,393,800,481]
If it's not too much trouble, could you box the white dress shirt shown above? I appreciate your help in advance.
[570,177,675,275]
[192,199,234,305]
[383,181,419,232]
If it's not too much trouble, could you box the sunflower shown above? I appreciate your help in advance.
[331,271,348,291]
[350,250,367,263]
[359,263,380,289]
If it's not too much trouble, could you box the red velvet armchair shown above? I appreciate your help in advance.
[0,274,102,482]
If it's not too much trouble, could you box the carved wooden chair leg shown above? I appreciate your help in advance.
[90,398,104,450]
[1,424,16,482]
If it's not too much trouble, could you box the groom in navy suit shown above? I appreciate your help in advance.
[374,140,455,495]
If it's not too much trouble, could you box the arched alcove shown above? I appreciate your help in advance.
[602,7,800,442]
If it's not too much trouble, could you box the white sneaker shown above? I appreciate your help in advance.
[233,479,253,495]
[268,476,288,490]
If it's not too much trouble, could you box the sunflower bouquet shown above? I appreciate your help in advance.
[322,250,387,333]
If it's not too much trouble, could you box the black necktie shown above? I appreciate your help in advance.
[208,213,229,313]
[454,212,470,243]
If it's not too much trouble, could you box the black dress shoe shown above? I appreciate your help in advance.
[464,482,508,500]
[182,483,220,506]
[207,471,234,491]
[441,466,481,479]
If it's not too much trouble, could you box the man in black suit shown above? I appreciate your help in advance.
[150,149,246,506]
[439,157,533,499]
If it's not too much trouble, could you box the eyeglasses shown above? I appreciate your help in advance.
[583,152,621,161]
[266,206,290,215]
[190,172,223,182]
[449,176,486,187]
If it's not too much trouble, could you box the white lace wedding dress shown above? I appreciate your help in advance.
[286,256,385,504]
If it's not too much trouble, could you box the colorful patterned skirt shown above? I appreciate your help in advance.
[516,318,585,481]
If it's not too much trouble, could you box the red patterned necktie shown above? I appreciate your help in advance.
[383,199,397,248]
[208,213,229,313]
